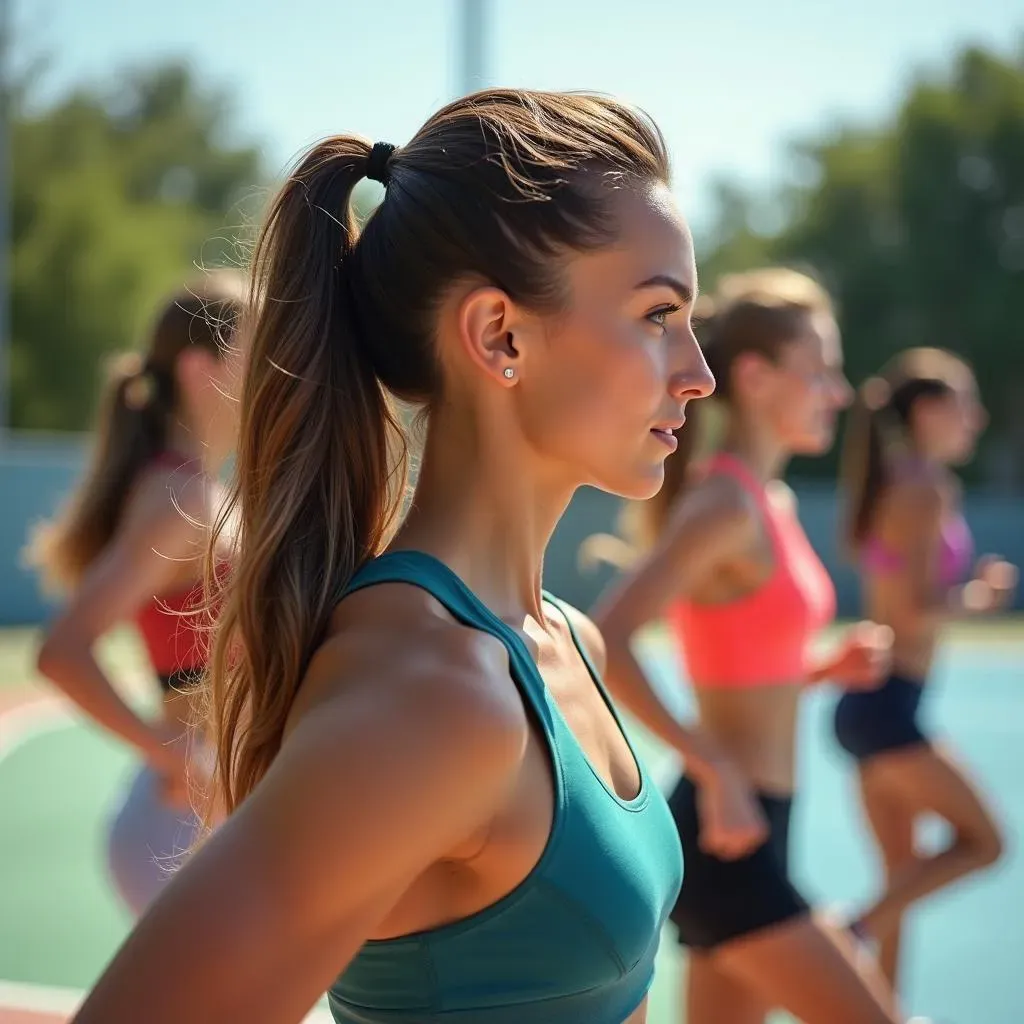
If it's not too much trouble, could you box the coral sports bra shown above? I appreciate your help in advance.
[667,453,836,688]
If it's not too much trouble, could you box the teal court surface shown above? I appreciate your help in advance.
[1,624,1021,1023]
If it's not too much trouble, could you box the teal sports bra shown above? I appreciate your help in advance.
[328,551,682,1024]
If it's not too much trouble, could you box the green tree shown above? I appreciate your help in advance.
[702,43,1024,486]
[11,63,263,431]
[693,178,778,287]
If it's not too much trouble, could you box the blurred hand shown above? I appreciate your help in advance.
[157,769,192,811]
[826,621,894,690]
[696,763,769,861]
[964,555,1018,613]
[144,720,192,811]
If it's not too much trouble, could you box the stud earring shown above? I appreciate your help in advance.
[503,367,515,379]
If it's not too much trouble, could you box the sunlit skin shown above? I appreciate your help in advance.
[679,326,875,793]
[69,183,713,1024]
[36,345,238,806]
[846,365,1014,992]
[594,306,910,1023]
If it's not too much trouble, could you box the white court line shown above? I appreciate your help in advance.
[0,672,157,765]
[0,696,73,763]
[0,693,342,1022]
[0,980,81,1015]
[0,980,336,1022]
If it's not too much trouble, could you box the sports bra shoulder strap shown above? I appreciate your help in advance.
[345,551,551,712]
[703,451,764,499]
[703,451,791,549]
[543,592,631,733]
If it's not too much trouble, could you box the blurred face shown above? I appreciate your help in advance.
[178,344,242,454]
[736,312,852,455]
[509,183,715,499]
[913,375,987,464]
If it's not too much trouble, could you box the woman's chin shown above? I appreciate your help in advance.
[594,463,666,502]
[793,428,835,457]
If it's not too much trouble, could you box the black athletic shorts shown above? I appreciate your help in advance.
[833,673,929,762]
[667,775,809,950]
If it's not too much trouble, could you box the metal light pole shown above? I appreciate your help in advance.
[457,0,489,98]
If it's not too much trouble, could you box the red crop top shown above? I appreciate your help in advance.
[130,452,225,682]
[135,579,212,678]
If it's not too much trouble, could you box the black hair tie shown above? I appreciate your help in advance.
[366,142,396,187]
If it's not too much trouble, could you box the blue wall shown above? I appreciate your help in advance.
[1,436,90,625]
[1,436,1021,625]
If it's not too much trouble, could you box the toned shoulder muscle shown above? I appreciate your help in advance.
[46,467,212,643]
[296,582,529,750]
[883,475,944,537]
[122,460,215,545]
[663,471,760,565]
[270,612,530,906]
[593,472,758,636]
[71,586,529,1024]
[877,475,946,612]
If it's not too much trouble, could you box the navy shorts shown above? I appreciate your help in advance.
[834,674,929,762]
[667,775,809,949]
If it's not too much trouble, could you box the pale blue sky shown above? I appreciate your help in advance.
[14,0,1022,231]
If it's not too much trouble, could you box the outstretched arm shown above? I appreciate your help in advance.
[71,626,527,1024]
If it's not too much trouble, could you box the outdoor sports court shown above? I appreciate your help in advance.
[1,624,1021,1023]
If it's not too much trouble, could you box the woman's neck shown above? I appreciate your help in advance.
[392,406,575,624]
[720,419,789,483]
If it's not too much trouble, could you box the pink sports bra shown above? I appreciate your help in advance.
[862,513,973,588]
[666,453,836,688]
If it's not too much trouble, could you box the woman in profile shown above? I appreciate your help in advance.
[590,268,905,1024]
[835,347,1012,991]
[30,270,244,915]
[69,88,717,1024]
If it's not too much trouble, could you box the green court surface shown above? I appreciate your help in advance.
[1,623,1022,1023]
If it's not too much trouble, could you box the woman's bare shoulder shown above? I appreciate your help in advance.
[290,579,529,752]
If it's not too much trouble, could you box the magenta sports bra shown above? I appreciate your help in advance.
[862,512,974,588]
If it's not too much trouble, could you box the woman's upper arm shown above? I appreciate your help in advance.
[591,478,754,640]
[887,481,944,612]
[73,630,528,1024]
[42,486,206,648]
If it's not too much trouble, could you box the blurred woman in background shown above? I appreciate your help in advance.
[835,347,1014,991]
[591,268,906,1024]
[28,270,245,916]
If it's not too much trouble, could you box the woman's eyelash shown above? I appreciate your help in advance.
[648,303,683,325]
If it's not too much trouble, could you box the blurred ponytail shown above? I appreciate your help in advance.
[27,274,241,594]
[840,377,892,556]
[205,137,410,815]
[203,89,676,812]
[839,348,969,557]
